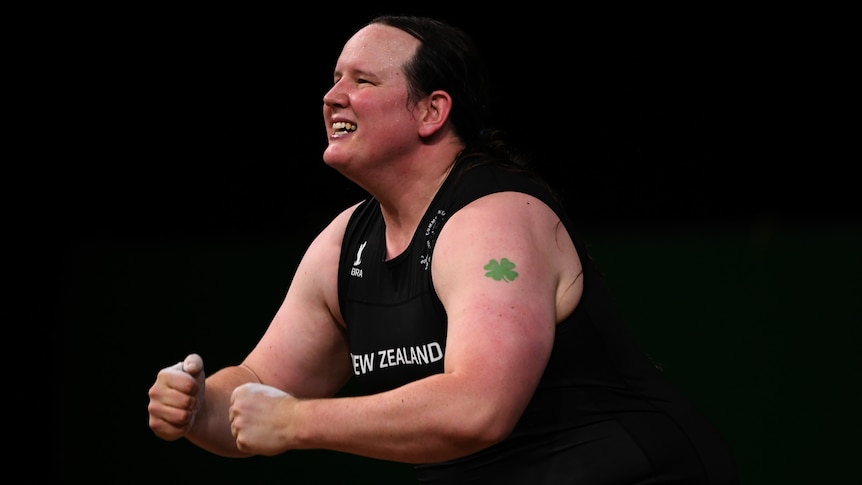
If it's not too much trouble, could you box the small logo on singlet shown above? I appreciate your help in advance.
[419,209,446,271]
[351,240,367,278]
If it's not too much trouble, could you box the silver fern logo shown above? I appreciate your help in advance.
[351,241,367,278]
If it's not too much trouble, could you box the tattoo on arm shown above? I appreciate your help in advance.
[484,258,518,282]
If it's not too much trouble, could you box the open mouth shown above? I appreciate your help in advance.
[332,121,357,134]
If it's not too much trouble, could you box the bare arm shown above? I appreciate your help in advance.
[149,204,357,457]
[230,192,583,463]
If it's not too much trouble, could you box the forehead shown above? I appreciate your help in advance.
[335,24,420,74]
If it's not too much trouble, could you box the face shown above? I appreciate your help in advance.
[322,24,421,173]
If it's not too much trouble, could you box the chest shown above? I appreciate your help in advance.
[340,211,449,393]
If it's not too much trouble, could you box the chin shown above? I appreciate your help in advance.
[323,150,350,169]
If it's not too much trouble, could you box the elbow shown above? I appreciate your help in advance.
[449,406,519,452]
[479,412,519,445]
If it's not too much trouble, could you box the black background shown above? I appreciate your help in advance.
[50,7,856,238]
[53,5,858,483]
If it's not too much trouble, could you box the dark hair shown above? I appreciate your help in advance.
[367,15,537,175]
[368,15,491,145]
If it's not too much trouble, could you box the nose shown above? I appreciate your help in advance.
[323,82,347,109]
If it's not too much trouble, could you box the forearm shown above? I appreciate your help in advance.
[187,365,260,457]
[290,373,513,464]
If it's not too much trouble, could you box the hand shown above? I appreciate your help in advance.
[147,354,206,441]
[229,382,296,456]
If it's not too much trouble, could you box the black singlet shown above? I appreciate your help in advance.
[338,161,740,484]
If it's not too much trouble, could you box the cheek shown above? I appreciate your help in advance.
[352,91,416,144]
[356,88,408,116]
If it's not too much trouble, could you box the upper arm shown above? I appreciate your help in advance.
[241,204,359,399]
[431,192,581,424]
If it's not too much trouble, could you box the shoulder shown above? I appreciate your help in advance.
[432,191,582,323]
[445,191,561,237]
[433,191,566,278]
[287,201,364,328]
[303,201,364,264]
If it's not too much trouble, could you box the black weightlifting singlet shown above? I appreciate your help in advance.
[338,161,739,484]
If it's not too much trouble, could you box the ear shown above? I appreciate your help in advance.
[417,90,452,138]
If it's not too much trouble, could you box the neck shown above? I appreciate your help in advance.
[374,149,460,258]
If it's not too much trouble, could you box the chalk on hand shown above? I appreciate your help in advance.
[182,353,204,374]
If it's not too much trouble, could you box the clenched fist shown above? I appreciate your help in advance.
[148,354,206,441]
[229,382,298,456]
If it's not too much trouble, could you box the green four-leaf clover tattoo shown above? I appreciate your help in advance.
[484,258,518,282]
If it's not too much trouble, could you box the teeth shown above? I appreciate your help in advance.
[332,121,357,133]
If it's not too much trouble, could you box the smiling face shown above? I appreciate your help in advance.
[322,24,421,177]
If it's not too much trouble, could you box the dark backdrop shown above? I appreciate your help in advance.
[55,6,858,483]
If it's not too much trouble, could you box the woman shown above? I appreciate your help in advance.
[148,15,740,484]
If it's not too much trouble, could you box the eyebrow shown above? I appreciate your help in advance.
[335,66,377,77]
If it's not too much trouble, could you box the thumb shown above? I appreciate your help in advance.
[182,353,206,427]
[182,353,204,376]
